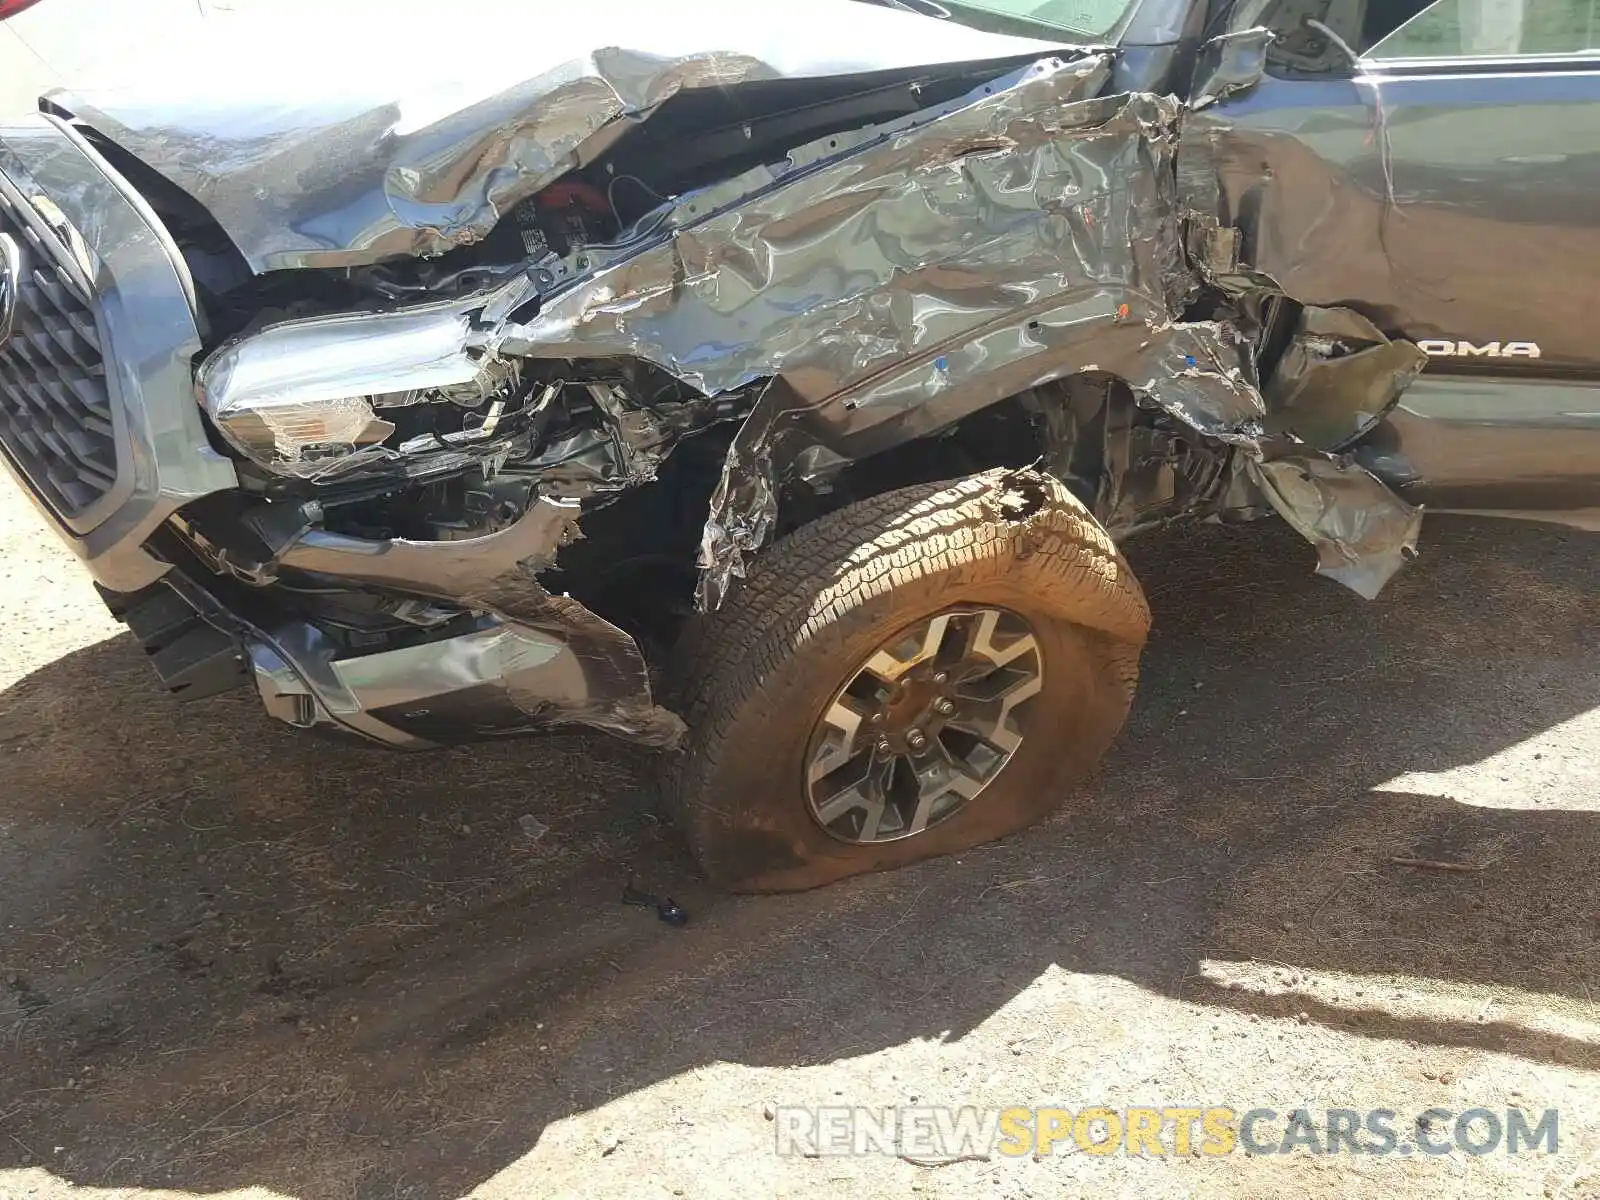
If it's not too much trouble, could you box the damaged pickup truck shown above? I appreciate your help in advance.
[1,0,1596,889]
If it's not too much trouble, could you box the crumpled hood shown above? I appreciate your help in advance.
[48,0,1064,273]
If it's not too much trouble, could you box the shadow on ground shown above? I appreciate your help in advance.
[0,515,1596,1196]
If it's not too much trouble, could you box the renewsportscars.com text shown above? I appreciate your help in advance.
[774,1105,1559,1159]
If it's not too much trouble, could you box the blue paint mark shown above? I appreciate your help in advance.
[934,356,949,371]
[1184,355,1197,367]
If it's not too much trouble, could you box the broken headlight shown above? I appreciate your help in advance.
[196,304,505,479]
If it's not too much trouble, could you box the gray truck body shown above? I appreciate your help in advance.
[0,0,1592,747]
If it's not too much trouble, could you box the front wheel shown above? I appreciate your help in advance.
[663,469,1151,892]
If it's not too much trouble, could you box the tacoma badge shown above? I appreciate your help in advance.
[1418,339,1542,359]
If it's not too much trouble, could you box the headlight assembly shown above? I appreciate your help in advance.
[196,305,501,479]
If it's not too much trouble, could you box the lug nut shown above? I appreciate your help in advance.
[876,738,893,757]
[933,697,955,716]
[906,729,928,752]
[869,712,883,725]
[932,672,948,685]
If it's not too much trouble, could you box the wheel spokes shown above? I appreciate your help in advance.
[804,605,1044,845]
[807,696,870,788]
[948,667,1044,754]
[965,608,1040,673]
[862,612,956,683]
[811,750,893,840]
[904,737,988,834]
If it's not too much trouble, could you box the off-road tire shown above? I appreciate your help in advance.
[662,469,1151,892]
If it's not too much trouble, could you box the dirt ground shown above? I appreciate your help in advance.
[0,476,1596,1200]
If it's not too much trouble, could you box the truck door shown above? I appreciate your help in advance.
[1193,0,1600,516]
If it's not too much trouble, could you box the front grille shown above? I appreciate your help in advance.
[0,187,116,518]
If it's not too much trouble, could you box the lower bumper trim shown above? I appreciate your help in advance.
[246,617,684,750]
[98,581,250,701]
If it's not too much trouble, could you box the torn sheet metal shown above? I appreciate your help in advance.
[1172,28,1430,596]
[1262,306,1427,450]
[164,27,1429,639]
[1126,321,1265,443]
[1174,60,1409,333]
[1246,454,1423,599]
[49,0,1061,272]
[255,498,684,746]
[502,53,1122,388]
[1189,27,1275,109]
[499,57,1301,606]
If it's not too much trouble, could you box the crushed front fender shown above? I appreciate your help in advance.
[498,53,1426,604]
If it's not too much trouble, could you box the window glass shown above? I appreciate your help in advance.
[938,0,1137,41]
[1368,0,1600,57]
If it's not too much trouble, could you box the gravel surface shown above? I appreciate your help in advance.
[0,476,1596,1199]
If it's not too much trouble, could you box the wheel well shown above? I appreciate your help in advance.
[550,374,1131,657]
[541,424,736,659]
[778,375,1122,536]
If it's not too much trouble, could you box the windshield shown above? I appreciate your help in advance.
[931,0,1137,41]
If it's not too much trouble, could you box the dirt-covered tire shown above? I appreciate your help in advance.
[662,468,1151,892]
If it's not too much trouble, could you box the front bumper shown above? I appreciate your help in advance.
[101,554,683,750]
[157,499,686,749]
